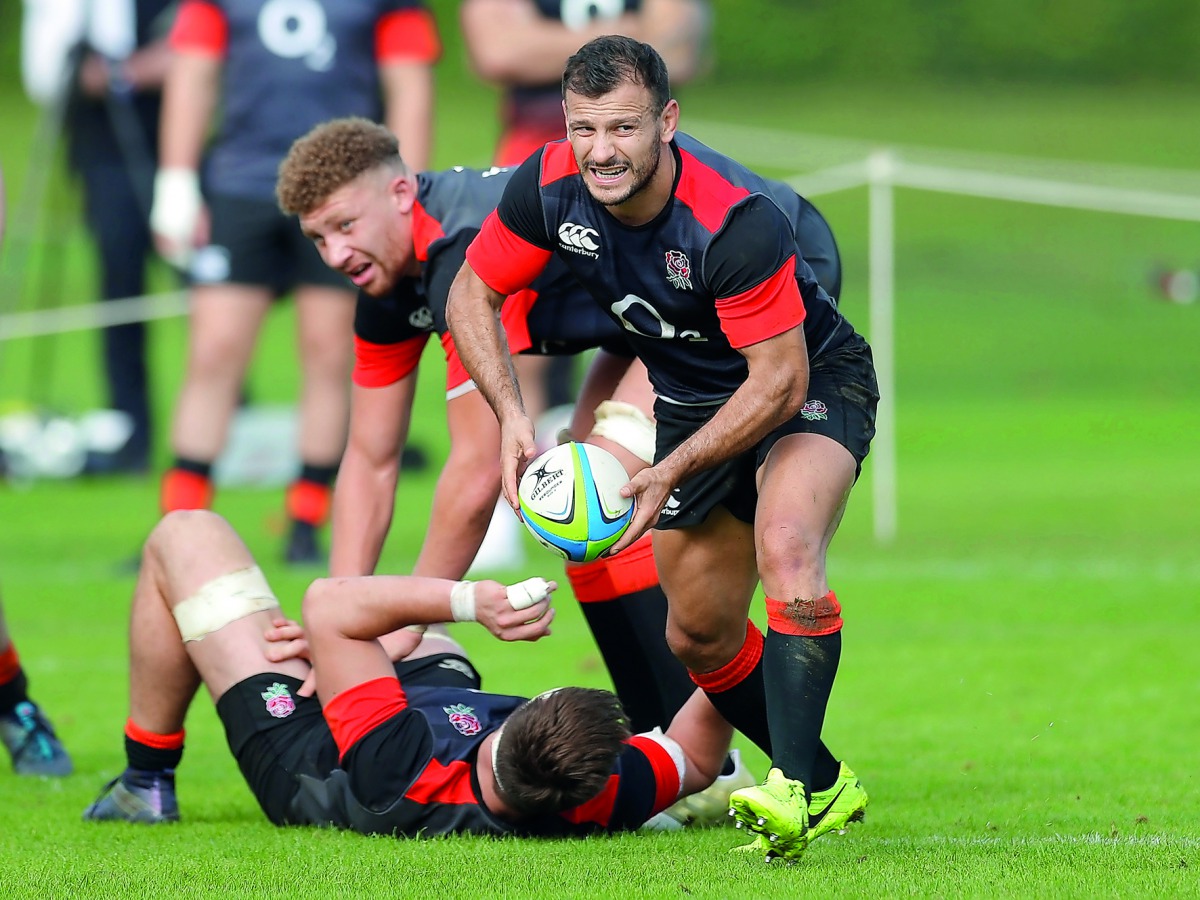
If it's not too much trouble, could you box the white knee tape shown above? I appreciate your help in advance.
[172,566,281,642]
[590,401,656,466]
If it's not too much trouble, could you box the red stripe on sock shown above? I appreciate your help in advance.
[689,621,763,693]
[124,717,185,751]
[765,591,843,636]
[161,469,213,513]
[566,533,658,602]
[287,479,332,526]
[0,643,21,685]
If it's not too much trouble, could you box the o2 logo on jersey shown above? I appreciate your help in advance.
[561,0,626,31]
[258,0,336,72]
[611,294,707,342]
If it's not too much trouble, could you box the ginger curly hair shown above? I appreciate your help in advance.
[276,117,409,216]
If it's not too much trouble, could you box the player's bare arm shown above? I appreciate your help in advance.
[380,61,434,172]
[460,0,642,87]
[664,689,735,796]
[446,263,538,509]
[329,377,417,577]
[303,575,557,702]
[610,326,810,554]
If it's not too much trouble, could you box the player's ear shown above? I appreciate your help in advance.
[660,99,679,144]
[389,172,417,215]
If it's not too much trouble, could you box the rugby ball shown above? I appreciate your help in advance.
[517,441,634,563]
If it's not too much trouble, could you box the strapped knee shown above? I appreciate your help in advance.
[590,401,656,466]
[172,566,280,642]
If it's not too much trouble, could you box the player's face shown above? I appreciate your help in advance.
[299,168,417,296]
[564,81,678,219]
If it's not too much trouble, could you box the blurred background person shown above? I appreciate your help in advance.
[150,0,440,565]
[460,0,711,423]
[20,0,177,476]
[0,165,73,777]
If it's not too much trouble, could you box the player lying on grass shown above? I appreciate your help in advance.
[276,116,753,826]
[83,510,733,835]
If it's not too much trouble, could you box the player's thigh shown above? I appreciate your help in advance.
[186,283,272,371]
[654,506,759,649]
[754,432,856,589]
[293,284,356,369]
[188,609,309,704]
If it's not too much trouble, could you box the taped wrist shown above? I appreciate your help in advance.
[449,581,478,622]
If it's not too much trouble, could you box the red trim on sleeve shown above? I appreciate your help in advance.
[170,0,228,56]
[499,288,537,354]
[353,334,429,388]
[411,201,445,262]
[675,148,752,234]
[559,774,620,826]
[465,212,552,297]
[495,125,564,168]
[715,257,806,349]
[404,758,478,805]
[323,676,408,761]
[628,735,683,814]
[441,331,469,392]
[375,9,442,63]
[441,286,537,392]
[538,141,580,186]
[566,533,657,602]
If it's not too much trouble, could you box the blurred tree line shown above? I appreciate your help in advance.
[1,0,1196,95]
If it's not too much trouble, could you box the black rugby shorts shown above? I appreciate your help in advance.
[192,193,351,294]
[215,653,483,826]
[651,332,878,529]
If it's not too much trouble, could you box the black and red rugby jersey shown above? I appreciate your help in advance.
[286,683,682,837]
[466,132,859,406]
[353,165,624,391]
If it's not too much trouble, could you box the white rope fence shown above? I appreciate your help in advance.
[689,121,1200,543]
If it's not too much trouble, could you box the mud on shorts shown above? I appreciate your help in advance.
[652,332,879,530]
[214,652,482,825]
[188,193,352,293]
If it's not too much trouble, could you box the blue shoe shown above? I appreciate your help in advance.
[0,701,73,777]
[83,769,179,823]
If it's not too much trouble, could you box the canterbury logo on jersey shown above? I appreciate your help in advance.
[659,492,682,517]
[558,222,600,258]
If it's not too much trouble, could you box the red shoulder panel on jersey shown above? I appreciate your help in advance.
[376,9,442,63]
[628,734,684,814]
[411,201,445,263]
[675,148,752,235]
[465,212,553,297]
[170,0,227,56]
[353,334,430,388]
[714,256,806,349]
[558,774,620,827]
[323,676,409,761]
[404,758,478,806]
[539,141,580,186]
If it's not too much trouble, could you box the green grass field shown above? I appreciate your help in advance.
[2,68,1199,898]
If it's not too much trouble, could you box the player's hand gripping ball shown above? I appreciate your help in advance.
[517,441,634,563]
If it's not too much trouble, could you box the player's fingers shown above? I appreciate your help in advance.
[296,671,317,698]
[503,606,556,642]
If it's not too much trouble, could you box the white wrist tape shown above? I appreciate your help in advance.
[506,577,552,611]
[591,401,657,466]
[449,581,478,622]
[151,167,202,266]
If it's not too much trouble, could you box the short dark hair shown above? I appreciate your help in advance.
[562,35,671,117]
[276,117,407,216]
[493,687,631,818]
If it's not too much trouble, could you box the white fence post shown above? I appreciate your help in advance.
[867,150,898,544]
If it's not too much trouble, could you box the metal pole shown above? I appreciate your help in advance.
[867,150,897,543]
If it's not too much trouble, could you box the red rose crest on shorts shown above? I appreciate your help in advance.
[665,250,692,290]
[261,682,296,719]
[443,703,482,736]
[800,400,829,421]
